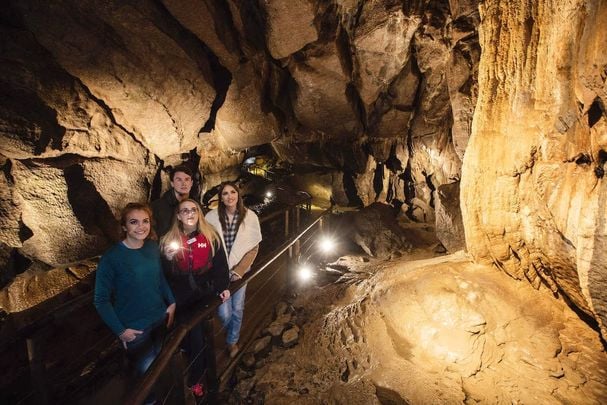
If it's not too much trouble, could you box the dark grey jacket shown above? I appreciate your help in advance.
[151,188,179,238]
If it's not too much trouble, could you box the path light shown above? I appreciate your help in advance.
[298,263,313,282]
[319,236,335,254]
[265,191,273,198]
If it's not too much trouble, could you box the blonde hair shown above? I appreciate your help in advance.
[160,199,220,255]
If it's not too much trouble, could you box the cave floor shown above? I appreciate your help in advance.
[224,243,607,404]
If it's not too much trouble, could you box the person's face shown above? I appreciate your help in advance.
[177,201,199,230]
[171,171,193,196]
[123,210,150,242]
[220,185,238,210]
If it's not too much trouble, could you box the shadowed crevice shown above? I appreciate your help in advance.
[64,164,119,244]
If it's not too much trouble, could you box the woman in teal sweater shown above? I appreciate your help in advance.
[94,202,176,380]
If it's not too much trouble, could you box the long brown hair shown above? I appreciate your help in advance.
[160,199,220,255]
[120,202,157,240]
[217,181,247,232]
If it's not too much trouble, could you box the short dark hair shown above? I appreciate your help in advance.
[169,164,193,181]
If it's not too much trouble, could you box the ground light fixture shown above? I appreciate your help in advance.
[265,191,273,198]
[319,236,335,254]
[297,263,313,282]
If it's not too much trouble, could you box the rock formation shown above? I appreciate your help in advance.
[461,0,607,338]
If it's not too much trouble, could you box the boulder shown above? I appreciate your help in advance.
[340,203,412,258]
[251,335,272,359]
[281,326,300,348]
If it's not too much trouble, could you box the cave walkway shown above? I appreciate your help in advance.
[5,198,328,405]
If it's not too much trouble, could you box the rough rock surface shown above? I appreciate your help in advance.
[214,62,278,151]
[243,253,607,404]
[461,0,607,338]
[288,41,362,139]
[13,0,216,159]
[263,0,318,60]
[337,203,412,259]
[435,181,465,252]
[352,2,419,109]
[0,260,96,314]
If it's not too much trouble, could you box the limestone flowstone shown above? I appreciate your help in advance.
[460,0,607,338]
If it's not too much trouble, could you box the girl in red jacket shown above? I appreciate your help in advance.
[160,198,230,397]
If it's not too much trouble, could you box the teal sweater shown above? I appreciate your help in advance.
[94,240,175,336]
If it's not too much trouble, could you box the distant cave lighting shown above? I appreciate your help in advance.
[319,236,336,254]
[169,241,180,250]
[265,191,273,198]
[297,264,313,282]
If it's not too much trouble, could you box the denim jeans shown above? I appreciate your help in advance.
[217,285,246,345]
[125,319,165,376]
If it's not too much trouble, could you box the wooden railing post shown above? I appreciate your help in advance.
[169,351,186,404]
[26,333,48,404]
[202,315,219,402]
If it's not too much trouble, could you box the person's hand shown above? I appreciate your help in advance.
[119,328,143,348]
[219,290,231,302]
[166,303,176,328]
[165,245,178,260]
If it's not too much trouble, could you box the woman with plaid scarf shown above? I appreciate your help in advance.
[205,182,262,358]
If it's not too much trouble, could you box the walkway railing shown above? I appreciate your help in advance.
[124,207,331,404]
[0,195,318,404]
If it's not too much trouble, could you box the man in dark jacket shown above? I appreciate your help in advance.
[152,165,193,237]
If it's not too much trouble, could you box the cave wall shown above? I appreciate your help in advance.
[461,0,607,337]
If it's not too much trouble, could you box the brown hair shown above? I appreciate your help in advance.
[159,199,220,255]
[119,202,157,240]
[217,181,247,232]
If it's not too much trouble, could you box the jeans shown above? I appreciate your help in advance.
[217,285,246,345]
[125,319,165,376]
